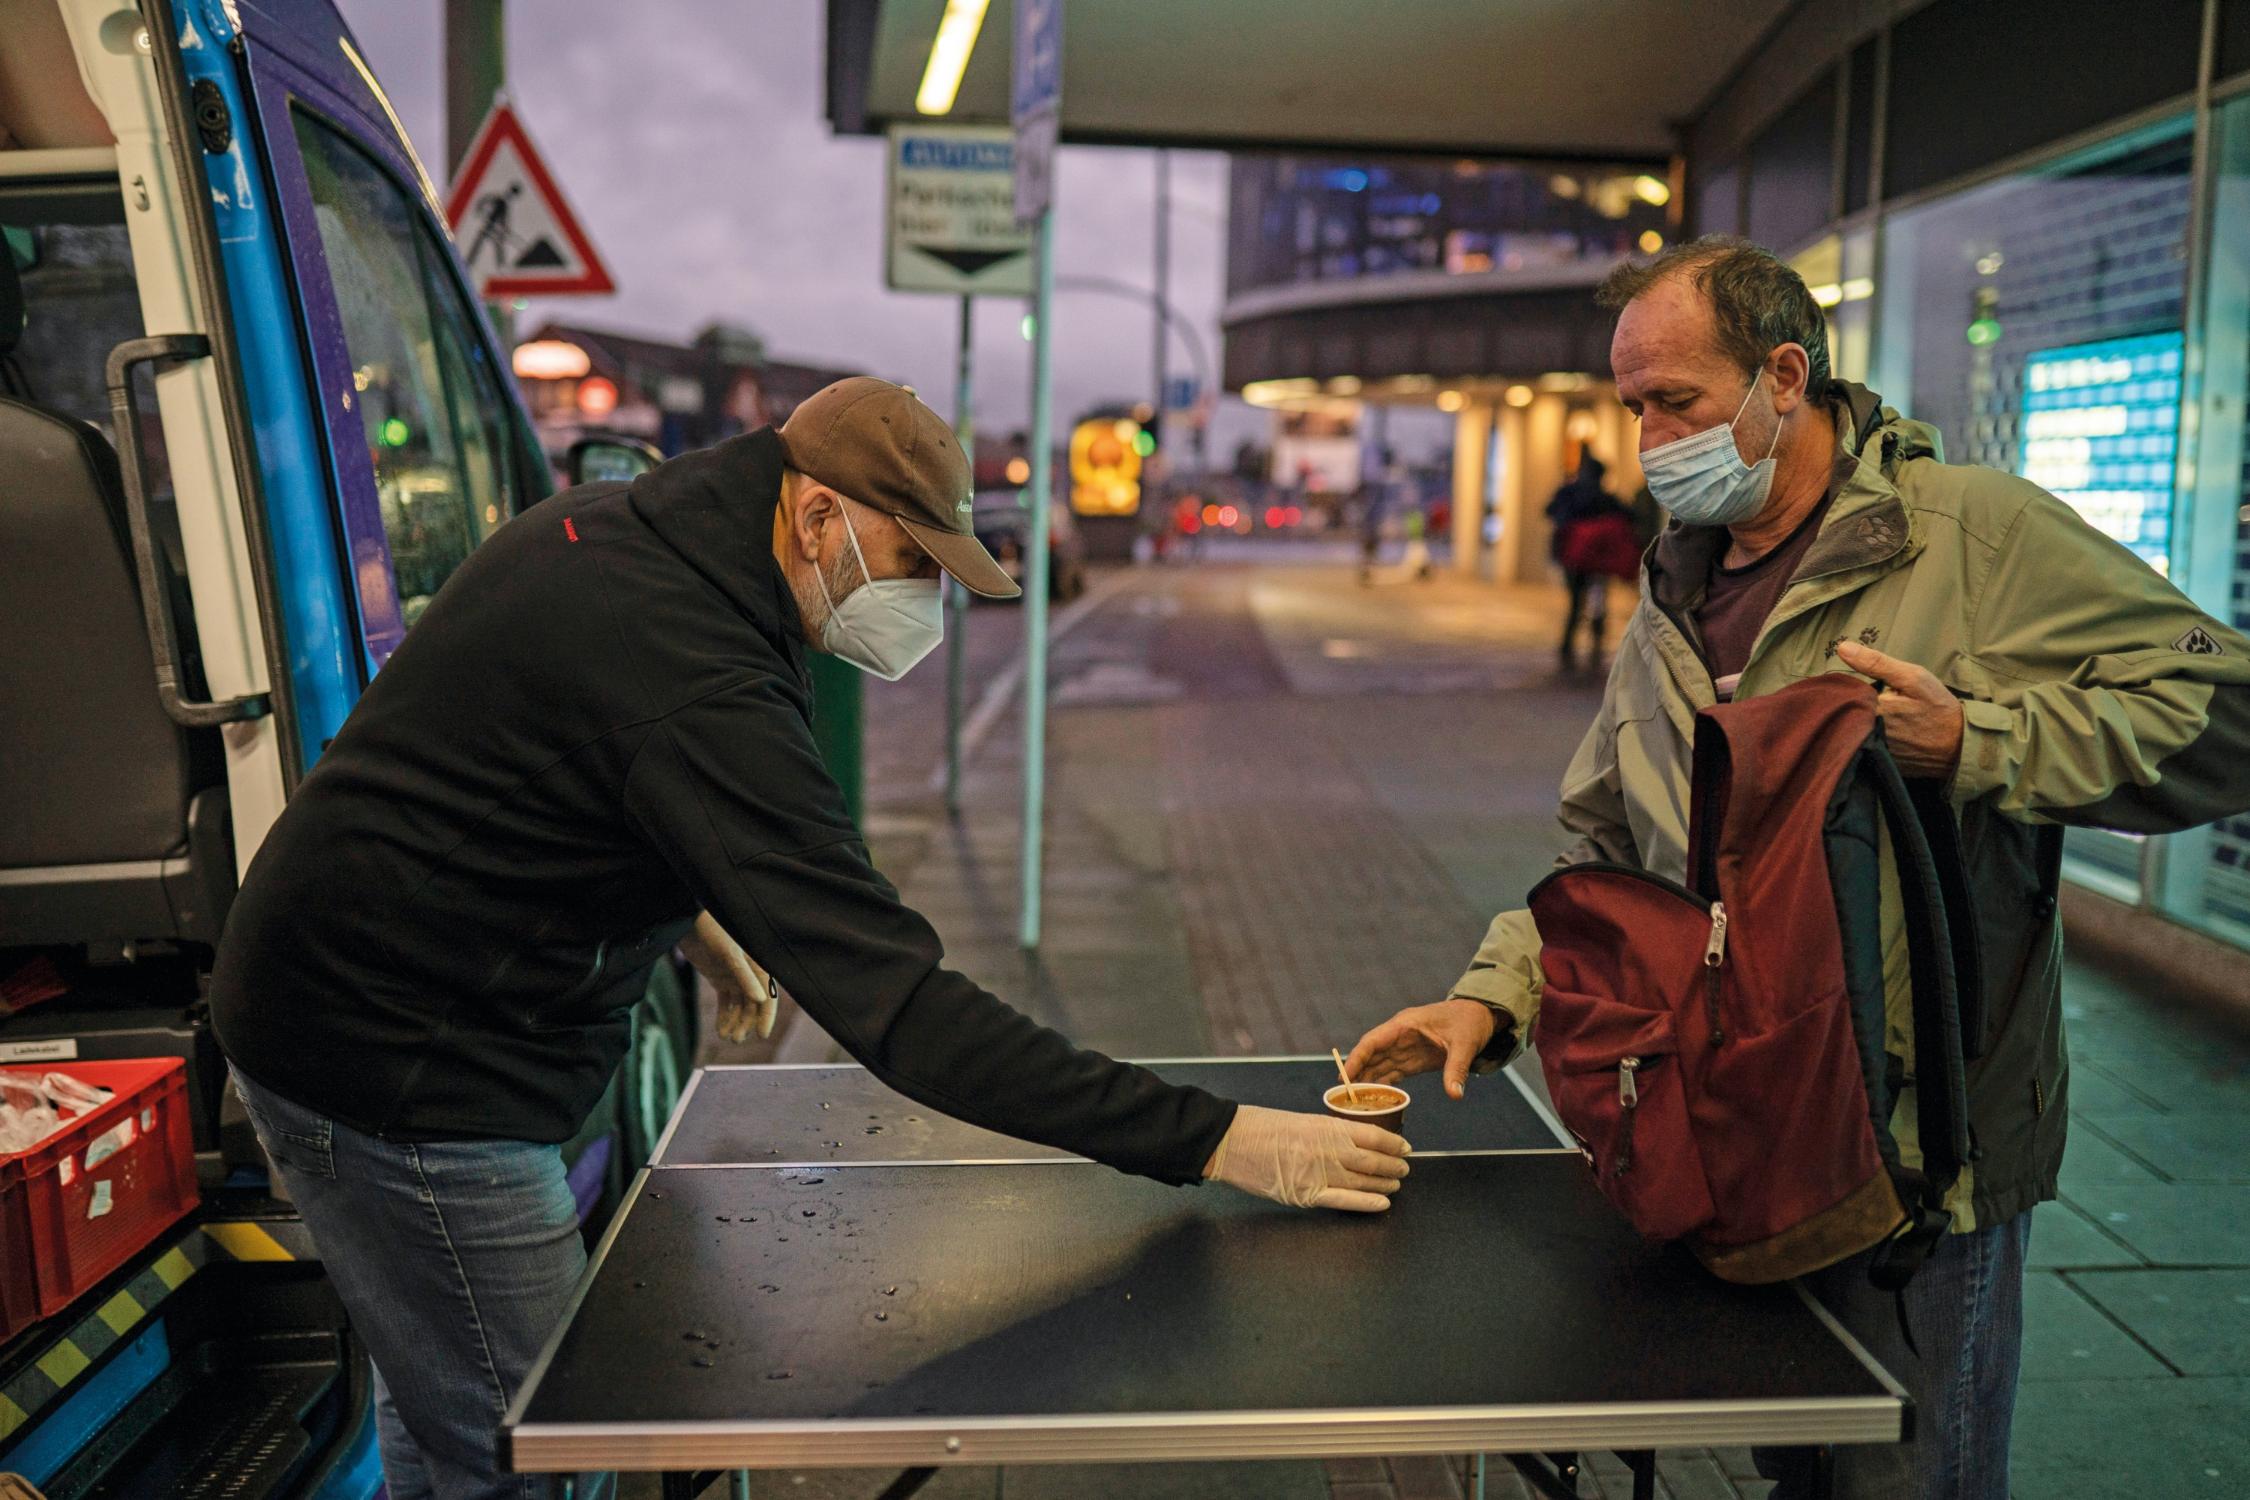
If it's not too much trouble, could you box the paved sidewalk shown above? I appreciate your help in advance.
[737,550,2250,1500]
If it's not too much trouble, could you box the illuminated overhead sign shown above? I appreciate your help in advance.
[2018,331,2181,573]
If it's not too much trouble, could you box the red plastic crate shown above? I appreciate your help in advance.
[0,1058,199,1342]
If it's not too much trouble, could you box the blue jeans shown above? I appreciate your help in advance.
[1757,1211,2033,1499]
[231,1068,613,1500]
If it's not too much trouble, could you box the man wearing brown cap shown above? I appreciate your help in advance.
[211,378,1406,1500]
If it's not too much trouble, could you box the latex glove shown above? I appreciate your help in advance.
[1202,1104,1410,1212]
[678,912,778,1042]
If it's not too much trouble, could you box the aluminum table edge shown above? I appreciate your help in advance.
[504,1395,1906,1472]
[687,1056,1343,1072]
[501,1168,649,1441]
[639,1148,1579,1172]
[647,1070,708,1165]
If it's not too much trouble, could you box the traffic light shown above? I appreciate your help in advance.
[1130,400,1160,462]
[1069,417,1143,516]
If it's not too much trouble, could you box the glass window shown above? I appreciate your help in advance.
[0,190,141,431]
[292,110,518,627]
[1227,155,1666,294]
[2152,92,2250,948]
[1876,119,2196,903]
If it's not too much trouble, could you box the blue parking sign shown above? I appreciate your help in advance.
[1011,0,1061,222]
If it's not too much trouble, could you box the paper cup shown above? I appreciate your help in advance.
[1323,1082,1409,1135]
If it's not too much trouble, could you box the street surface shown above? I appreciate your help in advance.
[682,539,2250,1500]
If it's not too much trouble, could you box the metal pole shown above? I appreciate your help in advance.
[1018,214,1056,951]
[443,0,504,176]
[945,294,974,814]
[445,0,511,341]
[1151,148,1170,451]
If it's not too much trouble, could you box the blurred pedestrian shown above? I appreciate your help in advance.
[1348,237,2250,1500]
[1400,507,1433,581]
[1544,452,1637,669]
[1355,447,1399,583]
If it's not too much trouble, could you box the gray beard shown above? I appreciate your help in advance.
[788,538,863,644]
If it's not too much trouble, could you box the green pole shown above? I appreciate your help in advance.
[946,294,973,814]
[808,651,865,830]
[445,0,513,341]
[1018,215,1055,951]
[443,0,503,177]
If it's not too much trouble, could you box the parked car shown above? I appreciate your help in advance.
[972,488,1088,600]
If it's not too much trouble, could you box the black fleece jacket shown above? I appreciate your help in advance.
[210,429,1235,1182]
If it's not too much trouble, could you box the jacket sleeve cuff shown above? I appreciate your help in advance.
[1949,698,2019,806]
[1447,971,1535,1073]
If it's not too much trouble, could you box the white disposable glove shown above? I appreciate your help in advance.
[678,911,779,1043]
[1201,1104,1410,1213]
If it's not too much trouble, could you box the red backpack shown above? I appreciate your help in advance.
[1529,673,1982,1288]
[1555,511,1643,580]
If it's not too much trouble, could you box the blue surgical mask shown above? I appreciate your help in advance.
[1641,374,1783,527]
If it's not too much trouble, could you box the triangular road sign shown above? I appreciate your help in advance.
[445,102,615,298]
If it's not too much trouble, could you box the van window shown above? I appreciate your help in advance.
[292,110,518,626]
[1,187,140,432]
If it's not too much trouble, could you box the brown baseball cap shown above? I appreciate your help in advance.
[778,377,1022,599]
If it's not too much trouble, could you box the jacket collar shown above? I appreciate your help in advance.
[1645,380,1934,616]
[628,427,803,644]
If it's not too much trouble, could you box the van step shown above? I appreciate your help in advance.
[42,1330,340,1499]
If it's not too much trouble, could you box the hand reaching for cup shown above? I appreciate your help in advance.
[1202,1104,1409,1212]
[1345,998,1499,1100]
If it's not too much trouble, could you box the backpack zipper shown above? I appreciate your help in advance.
[1615,1056,1641,1176]
[1703,901,1729,1047]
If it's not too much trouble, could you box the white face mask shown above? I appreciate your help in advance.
[813,503,943,681]
[1640,372,1784,527]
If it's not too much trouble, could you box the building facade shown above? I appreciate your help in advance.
[511,320,860,465]
[1221,155,1671,583]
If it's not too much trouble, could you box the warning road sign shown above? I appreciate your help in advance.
[445,102,615,299]
[885,124,1033,297]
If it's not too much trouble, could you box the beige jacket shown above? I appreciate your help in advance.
[1456,383,2250,1229]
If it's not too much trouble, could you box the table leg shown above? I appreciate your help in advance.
[731,1470,751,1500]
[1810,1444,1836,1500]
[872,1468,938,1500]
[1622,1450,1655,1500]
[1470,1453,1487,1500]
[1502,1452,1582,1500]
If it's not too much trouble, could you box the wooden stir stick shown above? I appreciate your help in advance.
[1331,1047,1366,1109]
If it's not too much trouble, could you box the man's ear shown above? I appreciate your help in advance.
[1767,342,1812,415]
[789,481,839,563]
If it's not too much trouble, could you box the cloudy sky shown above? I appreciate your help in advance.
[337,0,1271,454]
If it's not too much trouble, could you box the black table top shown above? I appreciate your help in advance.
[651,1058,1563,1167]
[506,1153,1904,1473]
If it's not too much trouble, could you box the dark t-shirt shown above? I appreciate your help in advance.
[1696,491,1833,699]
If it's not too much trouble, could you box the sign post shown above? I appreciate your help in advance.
[945,294,973,814]
[882,123,1030,814]
[1013,0,1061,953]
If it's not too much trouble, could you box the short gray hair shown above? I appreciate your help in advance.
[1596,235,1832,401]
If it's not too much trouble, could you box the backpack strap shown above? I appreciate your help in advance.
[1902,776,1987,1060]
[1859,735,1974,1292]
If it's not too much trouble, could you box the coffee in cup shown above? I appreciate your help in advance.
[1323,1082,1409,1135]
